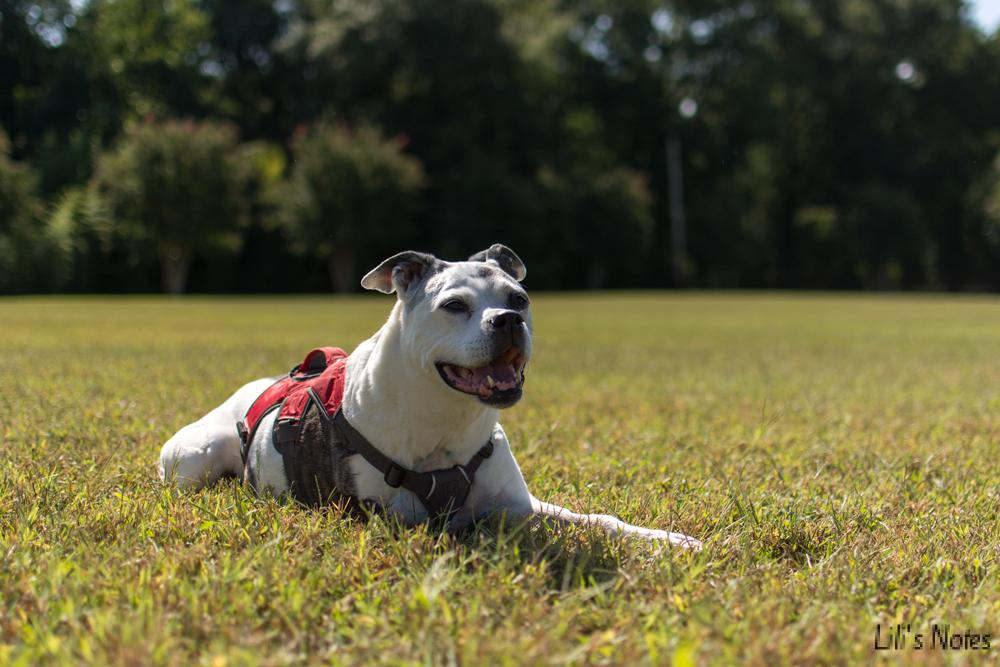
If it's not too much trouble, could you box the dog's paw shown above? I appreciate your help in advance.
[601,518,702,549]
[665,531,702,550]
[637,528,703,550]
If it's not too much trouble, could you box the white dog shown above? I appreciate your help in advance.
[159,244,700,548]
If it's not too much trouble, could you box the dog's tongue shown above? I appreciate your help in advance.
[490,362,517,383]
[468,361,517,389]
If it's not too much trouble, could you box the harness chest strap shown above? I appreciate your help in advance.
[330,408,494,519]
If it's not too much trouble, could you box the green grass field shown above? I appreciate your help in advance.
[2,293,998,665]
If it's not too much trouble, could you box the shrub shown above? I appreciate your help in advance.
[0,133,66,293]
[92,119,247,293]
[278,122,425,292]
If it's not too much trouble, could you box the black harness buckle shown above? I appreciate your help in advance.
[384,463,406,488]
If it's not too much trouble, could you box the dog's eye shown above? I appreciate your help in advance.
[440,299,469,313]
[509,294,529,310]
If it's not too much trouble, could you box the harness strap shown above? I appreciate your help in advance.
[331,408,494,519]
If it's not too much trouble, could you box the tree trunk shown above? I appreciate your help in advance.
[328,248,357,294]
[666,135,687,287]
[586,261,608,289]
[160,247,192,295]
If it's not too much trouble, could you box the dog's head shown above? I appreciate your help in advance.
[361,244,531,408]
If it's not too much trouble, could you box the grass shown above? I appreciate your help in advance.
[1,292,998,666]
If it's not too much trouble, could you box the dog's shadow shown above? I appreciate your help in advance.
[371,509,646,593]
[463,516,628,591]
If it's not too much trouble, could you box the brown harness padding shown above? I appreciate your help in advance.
[276,394,343,507]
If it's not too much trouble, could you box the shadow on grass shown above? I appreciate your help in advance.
[222,482,686,592]
[451,513,646,592]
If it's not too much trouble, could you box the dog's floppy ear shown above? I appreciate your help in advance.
[468,243,526,281]
[361,251,439,295]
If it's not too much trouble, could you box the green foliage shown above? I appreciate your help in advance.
[278,121,425,292]
[2,294,999,663]
[235,139,286,227]
[661,0,1000,288]
[0,134,38,236]
[0,1,79,168]
[46,184,135,293]
[982,153,1000,249]
[0,133,65,292]
[92,119,247,293]
[539,164,654,287]
[90,0,212,116]
[5,0,1000,292]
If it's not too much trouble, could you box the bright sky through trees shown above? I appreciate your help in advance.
[972,0,1000,31]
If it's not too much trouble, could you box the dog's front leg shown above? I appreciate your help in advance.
[455,425,701,549]
[528,496,701,549]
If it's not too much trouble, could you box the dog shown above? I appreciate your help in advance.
[158,244,701,548]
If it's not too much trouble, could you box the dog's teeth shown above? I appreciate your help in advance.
[486,375,496,387]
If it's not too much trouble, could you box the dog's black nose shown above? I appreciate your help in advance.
[490,311,524,331]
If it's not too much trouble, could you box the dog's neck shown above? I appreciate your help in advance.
[342,302,499,470]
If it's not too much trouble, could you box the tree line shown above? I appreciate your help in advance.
[3,0,1000,293]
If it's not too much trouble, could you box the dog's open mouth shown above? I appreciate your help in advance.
[436,347,527,407]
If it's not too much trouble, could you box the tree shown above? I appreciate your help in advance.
[0,133,39,292]
[0,131,66,292]
[981,152,1000,266]
[89,0,212,117]
[196,0,295,141]
[6,0,1000,293]
[277,0,565,272]
[278,121,424,293]
[536,162,654,289]
[91,119,247,294]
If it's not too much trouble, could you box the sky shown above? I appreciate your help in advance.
[972,0,1000,32]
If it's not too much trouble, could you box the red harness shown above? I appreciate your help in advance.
[238,347,349,456]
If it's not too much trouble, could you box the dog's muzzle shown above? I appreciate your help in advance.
[436,345,528,408]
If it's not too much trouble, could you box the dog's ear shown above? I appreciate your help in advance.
[361,251,439,295]
[468,243,526,282]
